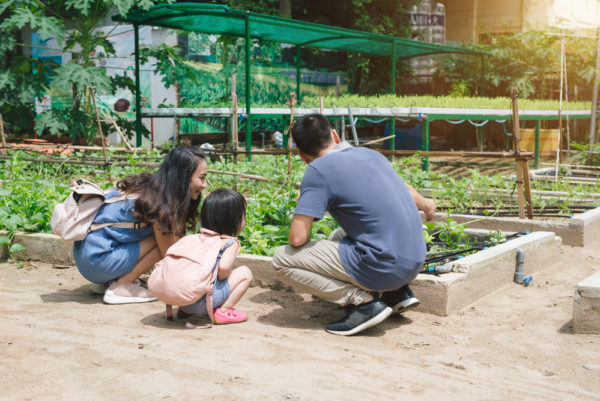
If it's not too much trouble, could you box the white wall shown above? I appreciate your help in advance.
[140,28,178,148]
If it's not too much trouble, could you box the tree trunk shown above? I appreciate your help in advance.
[279,0,291,18]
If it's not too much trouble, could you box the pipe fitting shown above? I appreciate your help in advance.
[514,247,526,284]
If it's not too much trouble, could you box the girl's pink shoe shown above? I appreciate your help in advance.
[213,307,247,324]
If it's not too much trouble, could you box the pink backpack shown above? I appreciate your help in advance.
[148,228,239,326]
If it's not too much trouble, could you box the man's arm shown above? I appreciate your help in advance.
[405,183,436,221]
[288,214,314,247]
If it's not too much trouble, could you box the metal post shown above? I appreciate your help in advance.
[296,46,301,101]
[421,117,429,171]
[347,105,359,146]
[535,119,541,168]
[134,24,142,147]
[245,15,252,160]
[390,41,396,151]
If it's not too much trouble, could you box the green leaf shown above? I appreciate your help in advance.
[0,8,64,43]
[64,0,92,15]
[0,236,10,246]
[35,110,70,136]
[9,243,26,254]
[112,0,136,16]
[0,32,16,56]
[0,71,16,92]
[52,63,112,93]
[34,14,64,43]
[0,0,16,15]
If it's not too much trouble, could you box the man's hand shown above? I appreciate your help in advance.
[421,198,436,222]
[405,183,437,222]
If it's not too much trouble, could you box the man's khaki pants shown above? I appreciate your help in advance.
[271,229,372,306]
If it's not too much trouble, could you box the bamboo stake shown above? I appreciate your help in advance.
[589,26,600,165]
[1,144,534,159]
[511,89,533,219]
[0,113,7,155]
[511,89,525,219]
[362,135,396,147]
[89,87,109,166]
[555,32,565,182]
[0,143,145,153]
[208,169,300,187]
[0,153,299,186]
[99,108,133,151]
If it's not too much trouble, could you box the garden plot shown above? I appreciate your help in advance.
[3,228,560,318]
[530,166,600,186]
[412,229,560,316]
[433,207,600,247]
[240,228,561,317]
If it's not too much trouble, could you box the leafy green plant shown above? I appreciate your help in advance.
[300,94,590,110]
[0,231,27,264]
[569,142,600,166]
[1,150,600,258]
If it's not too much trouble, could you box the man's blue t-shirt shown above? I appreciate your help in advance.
[294,142,426,291]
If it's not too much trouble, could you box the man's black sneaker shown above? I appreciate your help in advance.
[382,284,420,314]
[325,298,392,336]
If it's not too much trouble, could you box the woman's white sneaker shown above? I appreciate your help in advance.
[103,281,157,304]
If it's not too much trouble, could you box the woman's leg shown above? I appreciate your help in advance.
[220,265,252,310]
[116,236,161,285]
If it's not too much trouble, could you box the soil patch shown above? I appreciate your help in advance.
[1,244,599,400]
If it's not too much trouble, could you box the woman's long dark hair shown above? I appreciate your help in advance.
[117,146,206,237]
[201,189,247,237]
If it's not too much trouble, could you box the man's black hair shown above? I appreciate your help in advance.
[201,189,247,236]
[292,114,333,156]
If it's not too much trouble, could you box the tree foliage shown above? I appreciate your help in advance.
[0,0,194,142]
[205,0,419,95]
[439,30,597,100]
[293,0,420,94]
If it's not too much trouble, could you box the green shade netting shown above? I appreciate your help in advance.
[113,3,486,58]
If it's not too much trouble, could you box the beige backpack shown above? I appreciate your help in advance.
[50,179,147,241]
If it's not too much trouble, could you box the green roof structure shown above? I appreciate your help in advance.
[114,3,484,58]
[113,2,489,149]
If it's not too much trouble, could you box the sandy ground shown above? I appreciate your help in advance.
[1,244,599,401]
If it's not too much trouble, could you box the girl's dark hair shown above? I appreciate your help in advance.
[117,146,206,237]
[201,189,247,236]
[292,113,333,156]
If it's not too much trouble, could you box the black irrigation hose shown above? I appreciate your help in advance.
[464,213,575,218]
[422,232,526,269]
[438,205,597,211]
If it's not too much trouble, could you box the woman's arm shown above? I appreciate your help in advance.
[153,224,179,258]
[217,239,240,280]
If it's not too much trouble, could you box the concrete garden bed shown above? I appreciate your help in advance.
[432,208,600,247]
[1,229,561,317]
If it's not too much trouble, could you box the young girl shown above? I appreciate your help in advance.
[73,146,208,304]
[177,189,253,324]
